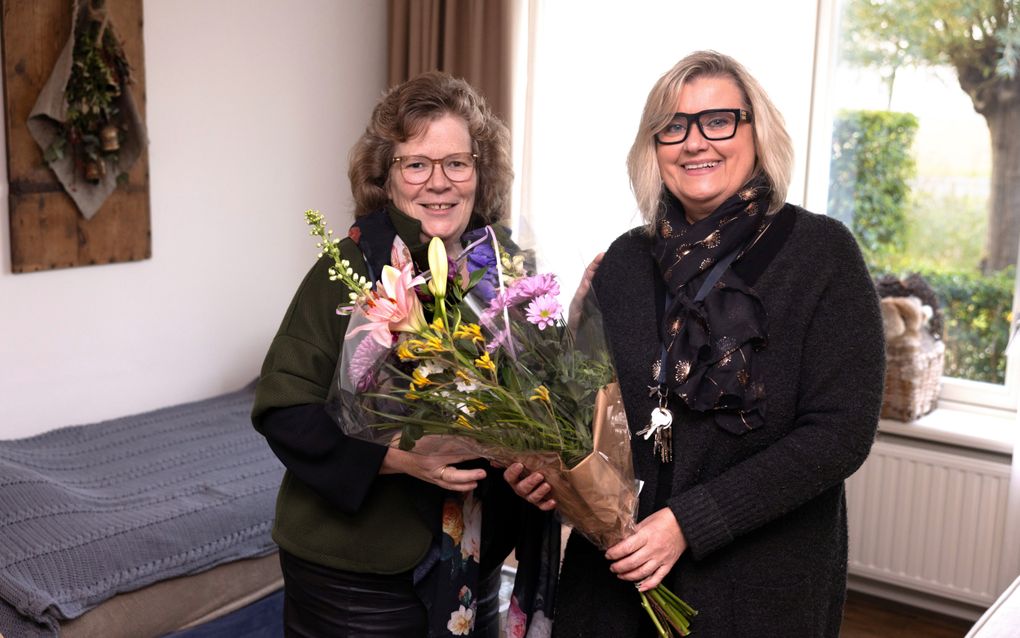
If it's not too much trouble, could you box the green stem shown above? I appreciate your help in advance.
[657,585,698,618]
[647,588,694,635]
[639,591,672,638]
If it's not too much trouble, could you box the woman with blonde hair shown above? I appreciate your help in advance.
[511,50,885,636]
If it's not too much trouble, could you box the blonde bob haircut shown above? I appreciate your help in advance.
[348,71,513,224]
[627,50,794,230]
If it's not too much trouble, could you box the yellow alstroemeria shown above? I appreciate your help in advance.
[423,336,446,353]
[396,341,419,361]
[474,352,496,372]
[427,236,448,300]
[453,323,485,344]
[529,385,550,403]
[410,368,432,389]
[456,414,474,429]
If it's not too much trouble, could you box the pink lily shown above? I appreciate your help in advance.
[348,262,428,347]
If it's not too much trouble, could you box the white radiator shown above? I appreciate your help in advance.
[846,437,1012,608]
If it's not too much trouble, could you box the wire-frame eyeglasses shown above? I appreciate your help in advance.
[391,153,478,185]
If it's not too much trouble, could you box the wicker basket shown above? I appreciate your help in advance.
[880,330,945,422]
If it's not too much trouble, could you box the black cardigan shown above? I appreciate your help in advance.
[553,206,886,637]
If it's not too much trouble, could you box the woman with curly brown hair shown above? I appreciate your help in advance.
[252,71,531,637]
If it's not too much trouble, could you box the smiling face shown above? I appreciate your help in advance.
[386,114,477,255]
[656,75,756,222]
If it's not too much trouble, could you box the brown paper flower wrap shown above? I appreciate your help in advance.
[478,383,697,636]
[501,382,637,550]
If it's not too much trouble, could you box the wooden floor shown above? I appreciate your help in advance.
[841,591,975,637]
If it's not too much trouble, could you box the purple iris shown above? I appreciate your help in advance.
[462,228,499,302]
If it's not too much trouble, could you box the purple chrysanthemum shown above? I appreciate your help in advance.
[482,273,562,324]
[348,333,390,391]
[514,273,560,300]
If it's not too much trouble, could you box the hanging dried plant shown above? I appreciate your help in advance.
[43,0,132,184]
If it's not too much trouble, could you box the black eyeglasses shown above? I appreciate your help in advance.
[391,153,478,185]
[654,109,753,145]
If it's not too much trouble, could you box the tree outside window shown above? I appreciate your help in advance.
[831,0,1019,385]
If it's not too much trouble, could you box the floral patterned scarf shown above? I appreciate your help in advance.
[651,174,775,433]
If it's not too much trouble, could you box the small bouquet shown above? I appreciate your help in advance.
[306,210,697,636]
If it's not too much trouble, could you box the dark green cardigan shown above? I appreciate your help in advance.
[252,208,434,573]
[252,208,521,574]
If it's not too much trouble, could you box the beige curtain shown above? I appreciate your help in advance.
[388,0,513,125]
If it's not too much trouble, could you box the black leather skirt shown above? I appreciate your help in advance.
[279,550,501,637]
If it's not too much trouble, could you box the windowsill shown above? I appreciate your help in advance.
[879,402,1016,455]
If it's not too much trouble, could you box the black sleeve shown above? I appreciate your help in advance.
[260,403,388,514]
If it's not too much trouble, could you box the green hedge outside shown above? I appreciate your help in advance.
[830,109,1012,384]
[918,267,1013,384]
[829,109,919,270]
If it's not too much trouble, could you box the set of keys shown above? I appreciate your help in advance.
[635,384,673,463]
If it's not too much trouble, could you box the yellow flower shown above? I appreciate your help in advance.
[411,368,432,389]
[456,414,474,429]
[474,352,496,372]
[405,390,420,401]
[453,323,485,344]
[428,237,448,300]
[396,341,418,361]
[423,336,446,353]
[529,385,550,403]
[431,316,445,332]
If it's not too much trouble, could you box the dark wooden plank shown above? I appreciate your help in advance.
[2,0,150,273]
[841,591,974,638]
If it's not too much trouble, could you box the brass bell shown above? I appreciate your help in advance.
[84,161,102,181]
[100,124,120,152]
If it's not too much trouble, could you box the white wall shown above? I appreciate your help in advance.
[0,0,387,437]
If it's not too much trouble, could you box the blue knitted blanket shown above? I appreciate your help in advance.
[0,384,283,637]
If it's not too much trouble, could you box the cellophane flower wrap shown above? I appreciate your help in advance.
[305,210,697,636]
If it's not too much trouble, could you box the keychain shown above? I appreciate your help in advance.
[636,384,673,463]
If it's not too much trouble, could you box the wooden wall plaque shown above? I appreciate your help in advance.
[1,0,150,273]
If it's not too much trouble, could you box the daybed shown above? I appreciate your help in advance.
[0,383,284,638]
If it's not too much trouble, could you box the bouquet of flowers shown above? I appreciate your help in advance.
[306,210,697,636]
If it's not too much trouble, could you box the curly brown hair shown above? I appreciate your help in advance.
[348,72,513,224]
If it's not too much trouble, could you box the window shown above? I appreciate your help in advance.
[808,0,1020,412]
[513,0,1020,417]
[511,0,819,308]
